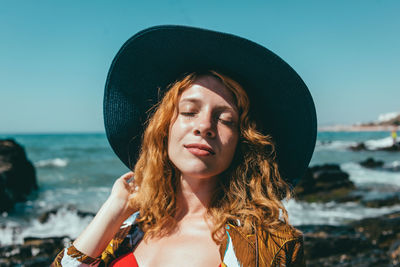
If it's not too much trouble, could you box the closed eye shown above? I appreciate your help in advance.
[218,118,236,127]
[180,112,196,117]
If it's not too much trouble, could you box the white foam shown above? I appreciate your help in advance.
[386,160,400,169]
[37,187,110,213]
[0,207,93,245]
[364,136,394,150]
[35,158,68,168]
[285,199,400,226]
[341,162,400,186]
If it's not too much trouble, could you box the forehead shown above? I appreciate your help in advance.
[179,75,237,110]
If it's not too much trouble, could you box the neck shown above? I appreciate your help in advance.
[175,174,218,220]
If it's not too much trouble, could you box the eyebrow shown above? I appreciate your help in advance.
[179,97,238,113]
[179,98,202,105]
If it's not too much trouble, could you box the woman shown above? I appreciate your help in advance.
[53,25,316,266]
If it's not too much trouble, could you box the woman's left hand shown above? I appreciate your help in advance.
[72,172,139,257]
[110,171,139,218]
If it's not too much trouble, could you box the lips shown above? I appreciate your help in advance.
[184,143,215,156]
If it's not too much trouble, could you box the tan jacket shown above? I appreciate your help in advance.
[221,223,305,266]
[52,213,305,266]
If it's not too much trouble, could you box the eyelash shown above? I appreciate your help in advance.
[180,112,196,117]
[180,112,235,126]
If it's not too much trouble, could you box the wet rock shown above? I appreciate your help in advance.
[300,211,400,266]
[351,211,400,250]
[0,236,69,266]
[349,142,367,151]
[299,225,372,258]
[359,157,399,172]
[0,139,37,212]
[305,249,389,267]
[361,194,400,208]
[379,143,400,152]
[359,157,384,168]
[295,164,355,202]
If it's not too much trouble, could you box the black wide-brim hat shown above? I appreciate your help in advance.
[104,25,317,186]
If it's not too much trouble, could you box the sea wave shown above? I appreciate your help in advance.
[341,162,400,186]
[364,136,394,150]
[285,199,400,226]
[316,136,396,151]
[0,207,93,246]
[2,199,400,245]
[35,158,68,168]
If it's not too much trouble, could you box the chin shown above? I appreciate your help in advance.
[180,171,220,180]
[178,165,222,179]
[171,157,228,179]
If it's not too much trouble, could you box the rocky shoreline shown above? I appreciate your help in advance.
[1,140,400,266]
[1,208,399,266]
[301,211,400,266]
[294,163,400,266]
[0,236,70,266]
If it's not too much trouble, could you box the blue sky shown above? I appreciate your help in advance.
[1,1,399,133]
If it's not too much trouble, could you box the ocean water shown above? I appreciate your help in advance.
[0,132,400,245]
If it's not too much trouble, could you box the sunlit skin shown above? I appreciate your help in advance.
[168,75,240,180]
[133,75,240,267]
[73,75,240,266]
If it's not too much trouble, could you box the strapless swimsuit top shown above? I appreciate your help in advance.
[109,252,139,267]
[110,252,222,267]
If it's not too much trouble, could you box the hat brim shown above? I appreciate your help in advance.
[104,25,317,185]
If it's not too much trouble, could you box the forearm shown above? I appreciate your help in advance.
[72,195,132,258]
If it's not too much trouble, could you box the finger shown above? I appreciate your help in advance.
[127,180,139,191]
[119,172,134,182]
[134,185,139,192]
[120,171,134,179]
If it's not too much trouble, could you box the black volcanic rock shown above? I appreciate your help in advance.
[0,236,69,266]
[349,142,367,151]
[361,194,400,208]
[299,225,373,261]
[299,211,400,266]
[351,211,400,250]
[359,157,384,168]
[295,164,356,202]
[0,139,38,212]
[379,143,400,152]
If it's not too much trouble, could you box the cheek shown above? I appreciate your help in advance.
[220,129,239,158]
[168,118,190,157]
[220,126,239,145]
[169,117,191,141]
[228,135,239,156]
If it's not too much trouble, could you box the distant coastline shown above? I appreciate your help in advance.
[319,111,400,132]
[319,124,400,132]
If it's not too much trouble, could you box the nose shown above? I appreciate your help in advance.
[193,113,216,138]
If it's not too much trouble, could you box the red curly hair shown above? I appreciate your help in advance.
[131,71,298,242]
